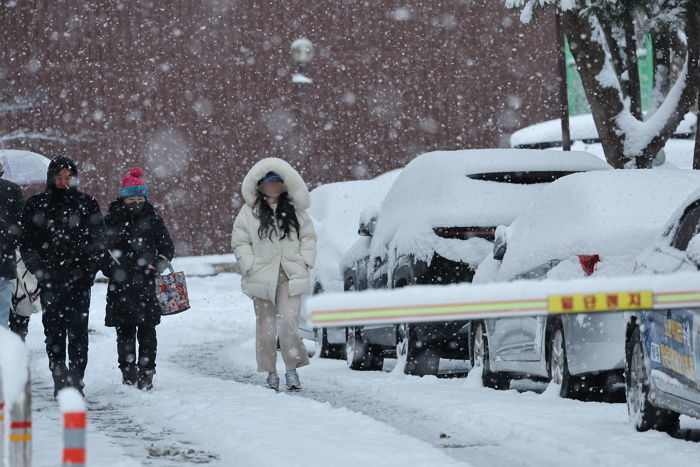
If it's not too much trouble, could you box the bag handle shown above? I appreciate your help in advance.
[108,249,121,265]
[13,277,23,301]
[160,257,175,275]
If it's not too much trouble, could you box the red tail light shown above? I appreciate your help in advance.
[578,255,600,276]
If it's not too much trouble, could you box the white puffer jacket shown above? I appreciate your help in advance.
[231,158,316,304]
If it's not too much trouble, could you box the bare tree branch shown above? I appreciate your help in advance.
[0,129,93,144]
[694,87,700,169]
[649,28,672,116]
[636,1,700,164]
[622,14,643,119]
[524,0,700,168]
[0,101,34,116]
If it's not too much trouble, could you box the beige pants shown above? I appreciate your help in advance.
[253,270,310,373]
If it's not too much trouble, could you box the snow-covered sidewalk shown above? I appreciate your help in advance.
[23,273,700,466]
[25,274,461,466]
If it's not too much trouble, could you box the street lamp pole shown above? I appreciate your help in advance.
[290,38,314,160]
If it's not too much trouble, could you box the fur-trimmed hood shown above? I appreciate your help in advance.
[241,158,310,210]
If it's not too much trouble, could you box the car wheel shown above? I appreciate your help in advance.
[626,325,680,433]
[399,324,440,376]
[548,321,582,399]
[346,327,383,371]
[315,328,346,360]
[474,321,510,389]
[344,277,356,292]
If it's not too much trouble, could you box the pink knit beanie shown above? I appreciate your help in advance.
[119,167,149,198]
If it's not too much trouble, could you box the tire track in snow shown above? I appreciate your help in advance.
[171,338,700,467]
[170,341,513,466]
[28,343,220,465]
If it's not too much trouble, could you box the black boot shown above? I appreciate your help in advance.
[137,370,154,391]
[121,366,138,386]
[52,373,68,398]
[66,374,85,397]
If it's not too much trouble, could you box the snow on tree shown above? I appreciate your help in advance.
[506,0,699,168]
[0,97,90,146]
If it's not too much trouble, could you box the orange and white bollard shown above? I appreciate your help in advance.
[8,378,32,467]
[1,327,32,467]
[59,387,87,467]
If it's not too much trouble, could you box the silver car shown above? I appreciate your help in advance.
[472,170,700,399]
[627,190,700,432]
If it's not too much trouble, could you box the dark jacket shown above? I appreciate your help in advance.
[0,177,24,279]
[102,200,174,327]
[19,156,104,287]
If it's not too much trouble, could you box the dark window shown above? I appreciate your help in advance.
[671,201,700,251]
[433,226,496,241]
[467,171,577,184]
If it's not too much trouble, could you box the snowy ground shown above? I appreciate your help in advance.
[21,273,700,466]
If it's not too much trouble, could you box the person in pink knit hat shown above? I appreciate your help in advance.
[101,167,174,390]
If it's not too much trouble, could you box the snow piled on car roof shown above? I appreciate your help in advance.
[370,149,610,263]
[496,169,700,280]
[510,112,696,147]
[309,169,401,292]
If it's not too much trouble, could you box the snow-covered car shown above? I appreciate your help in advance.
[299,170,400,358]
[627,190,700,432]
[341,148,611,376]
[510,112,698,169]
[472,170,700,399]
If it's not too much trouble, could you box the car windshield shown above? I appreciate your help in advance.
[671,201,700,251]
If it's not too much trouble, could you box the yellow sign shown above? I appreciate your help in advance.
[659,344,695,380]
[547,291,653,314]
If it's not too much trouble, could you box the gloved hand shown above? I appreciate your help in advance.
[154,255,171,274]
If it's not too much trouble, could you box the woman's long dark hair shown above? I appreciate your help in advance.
[254,191,300,240]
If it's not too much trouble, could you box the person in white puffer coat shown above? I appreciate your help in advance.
[231,158,316,391]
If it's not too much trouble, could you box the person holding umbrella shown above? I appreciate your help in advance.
[0,164,24,329]
[1,148,51,337]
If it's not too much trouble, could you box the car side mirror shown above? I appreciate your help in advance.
[367,216,378,236]
[358,216,378,237]
[493,226,508,261]
[358,222,371,236]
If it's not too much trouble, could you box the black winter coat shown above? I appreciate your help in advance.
[0,178,24,279]
[20,156,104,287]
[102,200,174,327]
